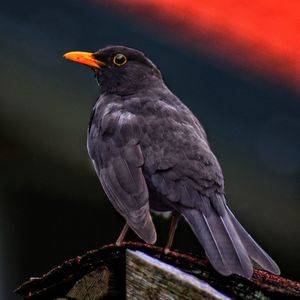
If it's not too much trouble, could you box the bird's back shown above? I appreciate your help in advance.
[123,88,225,207]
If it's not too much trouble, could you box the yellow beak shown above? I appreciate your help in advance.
[63,51,105,69]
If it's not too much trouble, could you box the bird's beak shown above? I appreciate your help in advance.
[63,51,105,69]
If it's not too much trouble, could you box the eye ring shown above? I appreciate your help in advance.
[113,53,127,66]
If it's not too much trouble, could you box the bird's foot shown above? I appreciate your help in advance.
[115,223,129,246]
[163,247,171,255]
[115,240,123,247]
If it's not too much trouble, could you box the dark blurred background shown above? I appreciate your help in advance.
[1,1,300,299]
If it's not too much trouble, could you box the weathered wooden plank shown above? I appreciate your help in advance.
[66,266,110,300]
[15,242,300,300]
[126,250,229,299]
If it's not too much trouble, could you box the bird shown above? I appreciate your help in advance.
[63,45,280,278]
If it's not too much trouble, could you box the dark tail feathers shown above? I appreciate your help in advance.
[180,203,280,278]
[226,206,280,275]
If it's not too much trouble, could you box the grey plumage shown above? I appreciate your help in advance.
[88,99,156,244]
[66,45,280,278]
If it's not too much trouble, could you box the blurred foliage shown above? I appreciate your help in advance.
[0,1,299,299]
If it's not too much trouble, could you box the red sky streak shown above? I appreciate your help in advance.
[97,0,300,88]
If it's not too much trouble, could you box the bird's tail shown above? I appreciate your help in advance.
[180,197,280,278]
[226,206,280,275]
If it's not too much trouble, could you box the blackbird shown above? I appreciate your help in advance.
[64,46,280,278]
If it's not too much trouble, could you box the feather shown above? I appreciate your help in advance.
[180,206,253,278]
[88,104,157,244]
[226,205,280,275]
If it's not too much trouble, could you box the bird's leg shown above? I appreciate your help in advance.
[116,223,129,246]
[164,211,181,254]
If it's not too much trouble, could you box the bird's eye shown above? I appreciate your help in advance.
[113,53,127,66]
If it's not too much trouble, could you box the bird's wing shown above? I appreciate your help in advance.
[153,165,280,277]
[150,123,279,277]
[88,109,156,244]
[152,163,254,277]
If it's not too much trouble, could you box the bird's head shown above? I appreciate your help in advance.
[64,45,162,96]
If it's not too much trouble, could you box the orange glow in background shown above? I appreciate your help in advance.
[99,0,300,88]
